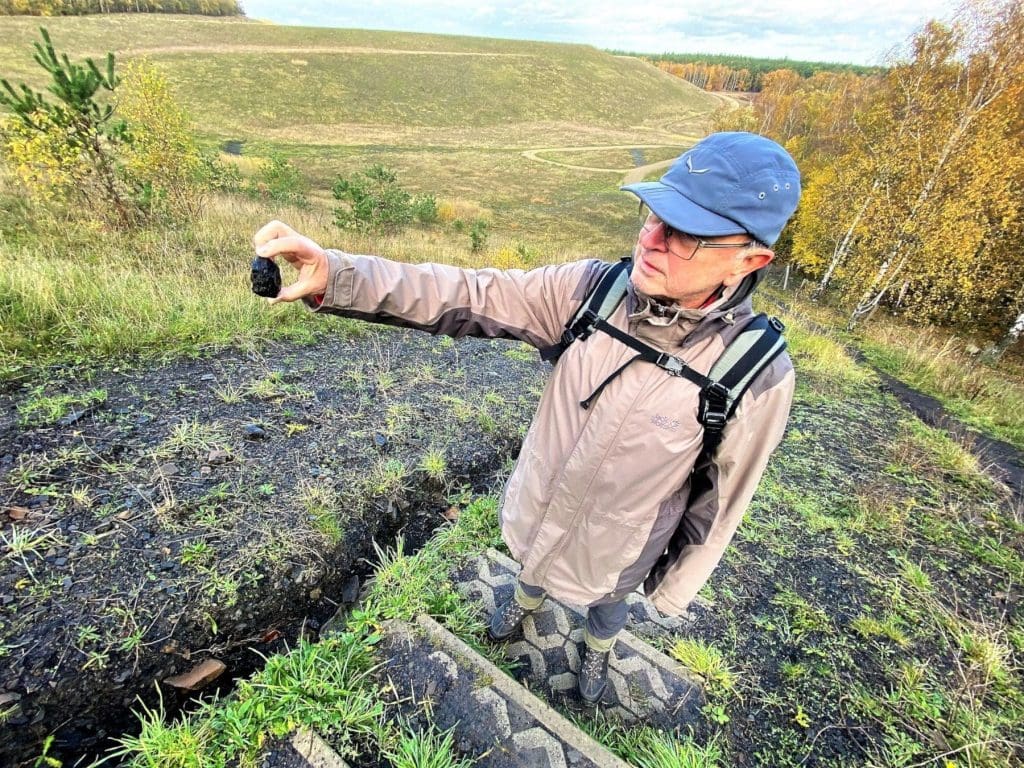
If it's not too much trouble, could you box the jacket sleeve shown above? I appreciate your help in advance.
[644,354,795,615]
[305,250,605,350]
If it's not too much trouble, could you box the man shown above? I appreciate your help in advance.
[254,131,800,705]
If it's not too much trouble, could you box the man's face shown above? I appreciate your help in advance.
[630,214,773,309]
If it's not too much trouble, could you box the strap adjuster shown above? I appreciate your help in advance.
[656,353,685,377]
[700,381,731,431]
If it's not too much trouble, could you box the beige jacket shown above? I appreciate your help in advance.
[309,251,794,616]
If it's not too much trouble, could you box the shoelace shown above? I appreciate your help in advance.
[502,600,529,623]
[582,648,606,675]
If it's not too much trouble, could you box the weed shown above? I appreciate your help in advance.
[670,639,738,697]
[158,419,227,458]
[367,458,409,498]
[17,386,106,426]
[298,480,344,544]
[214,382,246,404]
[770,587,832,641]
[383,724,472,768]
[246,371,290,400]
[418,448,449,484]
[180,541,214,566]
[898,558,933,594]
[385,402,416,438]
[850,613,911,647]
[2,525,63,581]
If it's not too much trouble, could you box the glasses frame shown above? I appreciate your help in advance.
[640,211,756,261]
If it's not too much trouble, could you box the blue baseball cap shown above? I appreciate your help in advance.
[621,132,801,247]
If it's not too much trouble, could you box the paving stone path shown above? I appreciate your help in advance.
[380,615,632,768]
[452,549,704,729]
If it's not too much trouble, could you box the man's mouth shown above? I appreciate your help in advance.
[638,253,662,275]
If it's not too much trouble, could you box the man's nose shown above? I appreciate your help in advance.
[639,222,667,251]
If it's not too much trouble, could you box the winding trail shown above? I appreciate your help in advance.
[517,92,748,185]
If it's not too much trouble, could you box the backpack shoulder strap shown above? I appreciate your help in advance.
[698,313,787,456]
[539,256,631,363]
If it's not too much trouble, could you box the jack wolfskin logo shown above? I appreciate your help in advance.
[651,414,680,431]
[686,156,710,174]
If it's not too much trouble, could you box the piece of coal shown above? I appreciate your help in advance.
[251,256,281,298]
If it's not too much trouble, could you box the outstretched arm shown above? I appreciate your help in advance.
[253,220,604,349]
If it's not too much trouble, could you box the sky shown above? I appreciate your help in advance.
[239,0,962,66]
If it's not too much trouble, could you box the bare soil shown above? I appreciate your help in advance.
[0,327,548,766]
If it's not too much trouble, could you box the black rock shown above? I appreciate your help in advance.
[341,575,360,604]
[244,424,268,441]
[251,257,282,298]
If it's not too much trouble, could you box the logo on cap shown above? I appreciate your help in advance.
[685,155,710,174]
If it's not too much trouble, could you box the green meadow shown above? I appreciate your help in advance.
[0,14,721,376]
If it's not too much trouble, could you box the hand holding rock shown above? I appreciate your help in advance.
[252,220,330,304]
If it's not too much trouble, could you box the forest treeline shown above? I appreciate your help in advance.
[0,0,240,16]
[715,0,1024,352]
[610,51,880,92]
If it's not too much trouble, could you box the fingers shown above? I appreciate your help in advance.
[253,221,330,305]
[255,234,318,266]
[253,220,295,250]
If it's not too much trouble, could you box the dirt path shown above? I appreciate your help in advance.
[520,141,702,184]
[767,295,1024,503]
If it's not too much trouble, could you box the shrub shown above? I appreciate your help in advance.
[117,60,208,219]
[469,218,489,252]
[0,28,139,227]
[332,164,436,232]
[253,151,307,207]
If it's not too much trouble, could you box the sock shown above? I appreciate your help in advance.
[513,582,545,611]
[583,628,617,653]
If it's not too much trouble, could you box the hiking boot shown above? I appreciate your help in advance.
[487,595,535,641]
[578,644,611,704]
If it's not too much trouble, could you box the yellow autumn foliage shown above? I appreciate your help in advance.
[117,60,206,218]
[0,110,91,206]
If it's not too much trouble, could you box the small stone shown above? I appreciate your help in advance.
[251,256,282,298]
[61,577,72,590]
[373,433,388,450]
[309,587,322,600]
[207,449,232,465]
[163,659,227,691]
[200,466,212,476]
[150,462,179,483]
[2,595,14,606]
[6,506,29,521]
[243,424,268,441]
[200,374,216,382]
[54,557,67,567]
[341,575,360,604]
[159,561,176,572]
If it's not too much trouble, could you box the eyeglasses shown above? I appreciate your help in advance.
[640,213,755,261]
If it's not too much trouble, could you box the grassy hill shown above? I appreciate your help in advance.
[0,14,723,253]
[0,15,716,144]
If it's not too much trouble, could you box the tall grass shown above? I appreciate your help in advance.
[859,323,1024,450]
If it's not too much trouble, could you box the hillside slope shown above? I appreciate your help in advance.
[0,15,717,147]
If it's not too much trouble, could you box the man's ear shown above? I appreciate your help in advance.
[725,247,774,286]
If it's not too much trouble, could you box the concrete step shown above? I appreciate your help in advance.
[257,728,352,768]
[380,614,633,768]
[452,549,704,728]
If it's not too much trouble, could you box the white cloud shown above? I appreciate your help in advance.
[240,0,960,64]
